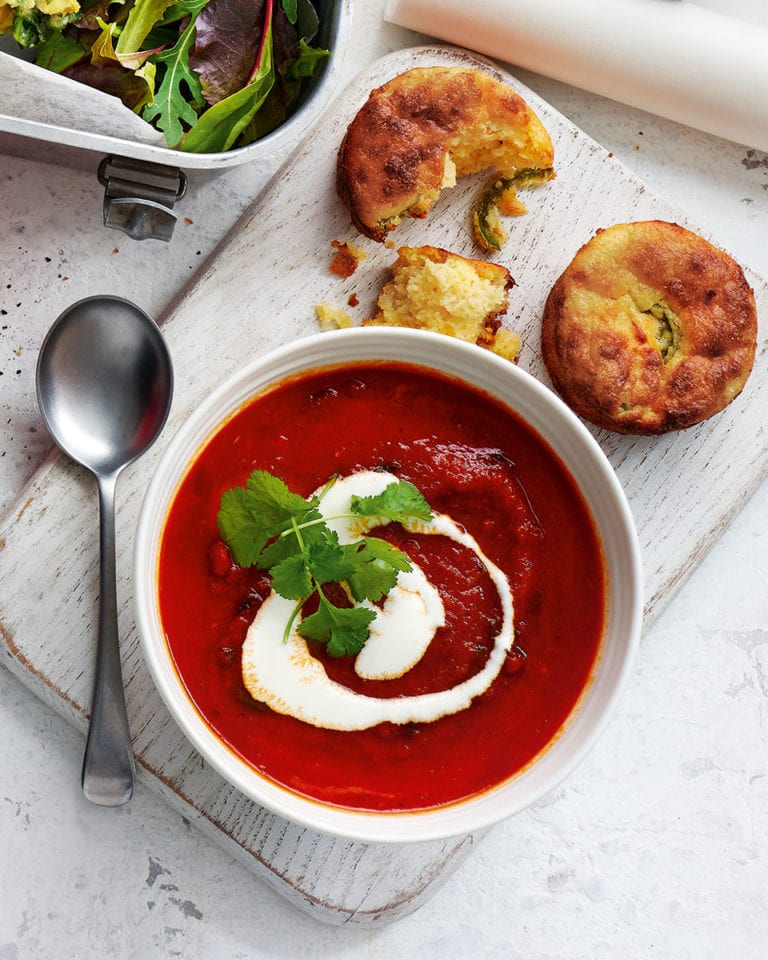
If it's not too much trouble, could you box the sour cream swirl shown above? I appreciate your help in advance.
[241,471,514,731]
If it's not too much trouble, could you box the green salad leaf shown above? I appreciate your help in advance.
[161,0,210,23]
[116,0,176,55]
[7,0,329,152]
[34,31,86,72]
[280,0,297,24]
[180,0,274,152]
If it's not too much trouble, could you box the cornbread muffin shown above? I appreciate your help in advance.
[337,66,554,242]
[542,220,758,434]
[365,245,521,359]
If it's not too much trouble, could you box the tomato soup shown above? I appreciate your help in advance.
[158,363,605,811]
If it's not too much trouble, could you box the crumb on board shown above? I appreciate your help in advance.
[330,240,367,278]
[491,328,523,361]
[315,301,353,331]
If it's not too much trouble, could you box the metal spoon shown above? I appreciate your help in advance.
[36,296,173,806]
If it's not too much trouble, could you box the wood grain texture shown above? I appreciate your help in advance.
[1,45,766,925]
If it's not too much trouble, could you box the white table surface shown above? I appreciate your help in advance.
[2,1,767,956]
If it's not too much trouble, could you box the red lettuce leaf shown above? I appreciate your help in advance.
[188,0,268,105]
[272,3,299,76]
[62,60,153,111]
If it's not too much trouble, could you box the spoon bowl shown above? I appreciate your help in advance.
[37,295,173,806]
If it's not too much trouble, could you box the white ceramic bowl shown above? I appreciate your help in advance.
[134,327,643,843]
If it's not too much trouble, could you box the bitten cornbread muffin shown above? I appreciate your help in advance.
[365,245,522,360]
[337,66,554,242]
[542,220,758,434]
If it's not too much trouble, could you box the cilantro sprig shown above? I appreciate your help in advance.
[217,471,433,657]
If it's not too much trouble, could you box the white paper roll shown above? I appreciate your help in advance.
[384,0,768,152]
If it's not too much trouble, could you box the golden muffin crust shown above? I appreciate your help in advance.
[542,220,758,434]
[365,245,521,359]
[337,66,554,242]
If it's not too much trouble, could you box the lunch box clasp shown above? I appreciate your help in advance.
[98,156,188,242]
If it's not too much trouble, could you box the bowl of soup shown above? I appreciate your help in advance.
[134,327,642,842]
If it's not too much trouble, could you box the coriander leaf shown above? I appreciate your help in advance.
[257,517,323,567]
[245,469,315,533]
[217,469,320,567]
[217,485,270,567]
[351,480,433,524]
[346,557,399,603]
[299,602,376,658]
[270,553,312,601]
[344,538,413,603]
[306,538,356,586]
[142,14,204,147]
[217,467,434,659]
[356,536,413,570]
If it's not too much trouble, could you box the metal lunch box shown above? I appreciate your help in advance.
[0,0,351,241]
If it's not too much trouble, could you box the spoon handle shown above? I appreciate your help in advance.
[82,471,136,805]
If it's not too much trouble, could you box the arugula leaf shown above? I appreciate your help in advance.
[142,13,204,147]
[299,602,377,659]
[351,480,433,525]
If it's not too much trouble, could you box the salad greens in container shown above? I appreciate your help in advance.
[0,0,329,152]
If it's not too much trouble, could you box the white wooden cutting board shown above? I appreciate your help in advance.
[1,46,767,926]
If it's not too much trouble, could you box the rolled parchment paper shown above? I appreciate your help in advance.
[384,0,768,152]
